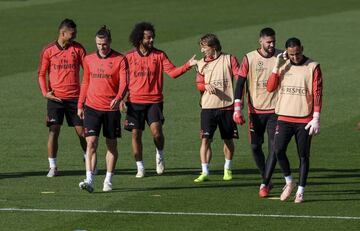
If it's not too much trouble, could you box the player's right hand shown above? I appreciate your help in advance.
[45,91,62,102]
[205,84,216,94]
[119,100,127,113]
[233,99,245,125]
[275,52,287,69]
[188,54,198,66]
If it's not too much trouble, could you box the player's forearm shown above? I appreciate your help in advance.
[313,66,323,113]
[196,73,205,92]
[77,86,88,109]
[234,76,246,99]
[77,75,89,109]
[38,74,48,96]
[115,82,127,100]
[166,62,191,78]
[267,73,279,92]
[115,60,129,100]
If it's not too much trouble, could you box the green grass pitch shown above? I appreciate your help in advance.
[0,0,359,230]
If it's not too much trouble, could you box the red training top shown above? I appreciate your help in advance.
[78,50,128,111]
[38,41,86,99]
[125,48,191,104]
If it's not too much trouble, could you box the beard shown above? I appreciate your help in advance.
[143,42,153,50]
[264,46,274,55]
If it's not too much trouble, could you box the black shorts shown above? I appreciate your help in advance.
[248,113,277,145]
[124,102,164,131]
[83,106,121,139]
[200,109,239,140]
[46,99,83,127]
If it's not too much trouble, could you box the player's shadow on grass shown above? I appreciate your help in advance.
[105,182,258,193]
[300,189,360,203]
[309,168,360,179]
[308,189,360,195]
[0,169,137,179]
[151,167,267,176]
[1,167,359,180]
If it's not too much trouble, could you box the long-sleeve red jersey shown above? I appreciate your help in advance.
[125,48,191,104]
[267,62,323,123]
[78,50,128,111]
[38,41,86,99]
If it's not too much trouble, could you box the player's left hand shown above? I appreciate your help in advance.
[305,112,320,135]
[110,99,120,110]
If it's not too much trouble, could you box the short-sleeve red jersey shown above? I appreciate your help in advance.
[38,41,86,99]
[125,48,191,104]
[78,50,128,111]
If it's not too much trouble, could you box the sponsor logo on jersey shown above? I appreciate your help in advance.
[280,86,309,96]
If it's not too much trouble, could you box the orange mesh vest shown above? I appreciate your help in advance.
[197,54,234,109]
[276,59,318,117]
[246,49,282,110]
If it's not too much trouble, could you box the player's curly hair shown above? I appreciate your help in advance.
[96,25,112,42]
[129,22,155,47]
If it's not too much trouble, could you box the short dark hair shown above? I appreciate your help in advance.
[129,22,155,47]
[259,27,275,37]
[285,37,302,48]
[58,18,76,30]
[96,25,112,41]
[199,33,222,52]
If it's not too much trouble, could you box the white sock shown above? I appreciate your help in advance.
[156,148,164,159]
[136,161,144,170]
[104,172,113,183]
[86,170,94,184]
[201,163,209,175]
[48,158,56,168]
[224,159,231,170]
[284,175,293,184]
[296,186,305,194]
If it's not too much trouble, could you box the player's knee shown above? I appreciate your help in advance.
[251,143,262,153]
[152,130,163,140]
[275,149,287,160]
[132,130,142,141]
[299,156,309,165]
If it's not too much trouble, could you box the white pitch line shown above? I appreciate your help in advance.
[0,208,359,220]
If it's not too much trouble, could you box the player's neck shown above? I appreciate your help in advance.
[57,38,70,48]
[259,48,272,58]
[139,45,150,56]
[98,48,112,58]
